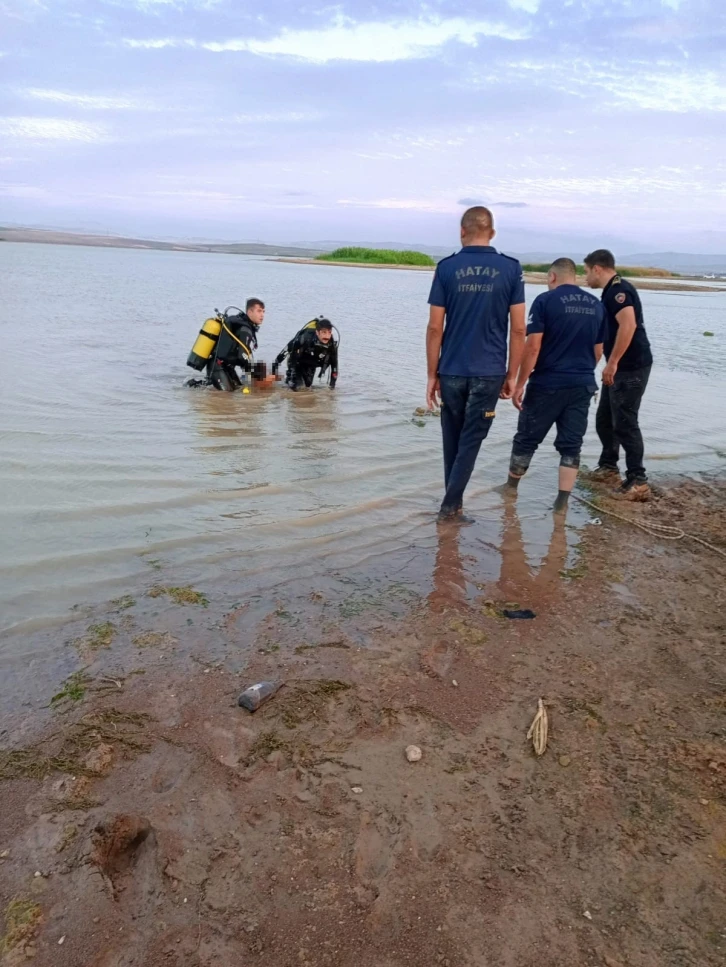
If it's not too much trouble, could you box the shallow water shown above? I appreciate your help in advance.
[1,242,725,643]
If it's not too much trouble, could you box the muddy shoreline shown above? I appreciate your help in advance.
[1,477,725,966]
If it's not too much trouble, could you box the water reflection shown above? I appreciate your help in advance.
[497,494,568,605]
[429,497,570,615]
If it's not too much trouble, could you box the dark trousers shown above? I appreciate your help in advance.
[287,365,316,390]
[511,384,595,472]
[207,360,242,392]
[596,365,651,479]
[439,375,504,513]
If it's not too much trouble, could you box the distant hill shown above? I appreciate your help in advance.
[4,227,725,277]
[619,253,726,276]
[0,227,325,258]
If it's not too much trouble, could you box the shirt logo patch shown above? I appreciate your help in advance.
[615,292,626,304]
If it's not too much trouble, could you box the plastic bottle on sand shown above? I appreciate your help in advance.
[238,681,282,712]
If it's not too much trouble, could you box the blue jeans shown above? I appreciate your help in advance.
[439,375,504,514]
[510,384,595,474]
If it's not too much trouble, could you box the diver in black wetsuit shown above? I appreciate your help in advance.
[272,317,338,391]
[205,298,265,391]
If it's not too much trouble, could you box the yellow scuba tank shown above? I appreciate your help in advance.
[187,315,222,371]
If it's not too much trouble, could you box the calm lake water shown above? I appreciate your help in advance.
[1,242,725,644]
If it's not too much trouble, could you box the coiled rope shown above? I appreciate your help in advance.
[573,494,726,559]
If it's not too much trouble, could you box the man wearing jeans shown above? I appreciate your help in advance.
[583,249,653,501]
[505,258,606,512]
[426,206,526,521]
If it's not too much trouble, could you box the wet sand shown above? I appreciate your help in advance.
[2,476,725,966]
[272,258,726,292]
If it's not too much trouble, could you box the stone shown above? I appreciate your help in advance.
[405,745,422,763]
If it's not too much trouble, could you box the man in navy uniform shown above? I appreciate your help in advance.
[505,258,606,512]
[584,249,653,501]
[426,206,526,521]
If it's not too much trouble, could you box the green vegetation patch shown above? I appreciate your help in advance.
[110,595,135,611]
[51,671,91,706]
[148,585,209,607]
[317,246,435,266]
[77,621,116,651]
[1,897,42,953]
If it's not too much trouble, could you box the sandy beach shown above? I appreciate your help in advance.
[271,258,726,292]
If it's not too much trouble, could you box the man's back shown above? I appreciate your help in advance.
[428,246,524,378]
[528,284,606,388]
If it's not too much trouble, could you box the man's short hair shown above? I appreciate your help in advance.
[550,257,577,277]
[583,249,615,270]
[460,206,494,237]
[246,297,265,311]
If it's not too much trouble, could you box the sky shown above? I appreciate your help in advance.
[1,0,725,253]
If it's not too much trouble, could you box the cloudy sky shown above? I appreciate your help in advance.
[1,0,725,252]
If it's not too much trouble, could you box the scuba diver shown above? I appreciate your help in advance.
[272,317,339,391]
[186,298,265,391]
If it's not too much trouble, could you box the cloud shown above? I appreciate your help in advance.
[123,37,195,49]
[473,58,726,113]
[20,88,157,110]
[337,197,455,213]
[458,197,483,205]
[0,117,109,143]
[125,16,530,62]
[493,201,529,208]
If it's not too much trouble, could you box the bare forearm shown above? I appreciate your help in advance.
[608,322,636,365]
[507,327,526,378]
[426,325,443,378]
[506,304,527,379]
[516,344,540,386]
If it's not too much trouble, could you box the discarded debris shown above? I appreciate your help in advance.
[583,910,593,921]
[405,745,423,763]
[527,698,549,756]
[503,608,537,620]
[238,681,283,712]
[586,517,602,526]
[351,786,363,794]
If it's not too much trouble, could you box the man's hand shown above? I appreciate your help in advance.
[500,376,516,400]
[512,384,526,411]
[426,376,440,410]
[602,360,618,386]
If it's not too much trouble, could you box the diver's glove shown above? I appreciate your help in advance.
[329,372,337,390]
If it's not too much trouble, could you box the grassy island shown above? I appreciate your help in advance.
[316,246,436,266]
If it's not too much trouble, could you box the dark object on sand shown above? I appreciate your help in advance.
[503,609,537,620]
[238,681,283,711]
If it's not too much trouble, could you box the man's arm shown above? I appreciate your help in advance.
[512,332,543,410]
[426,305,445,409]
[602,306,636,385]
[272,336,296,374]
[502,303,526,399]
[328,342,338,389]
[595,343,604,365]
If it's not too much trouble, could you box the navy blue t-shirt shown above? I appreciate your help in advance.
[527,284,606,389]
[428,246,525,377]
